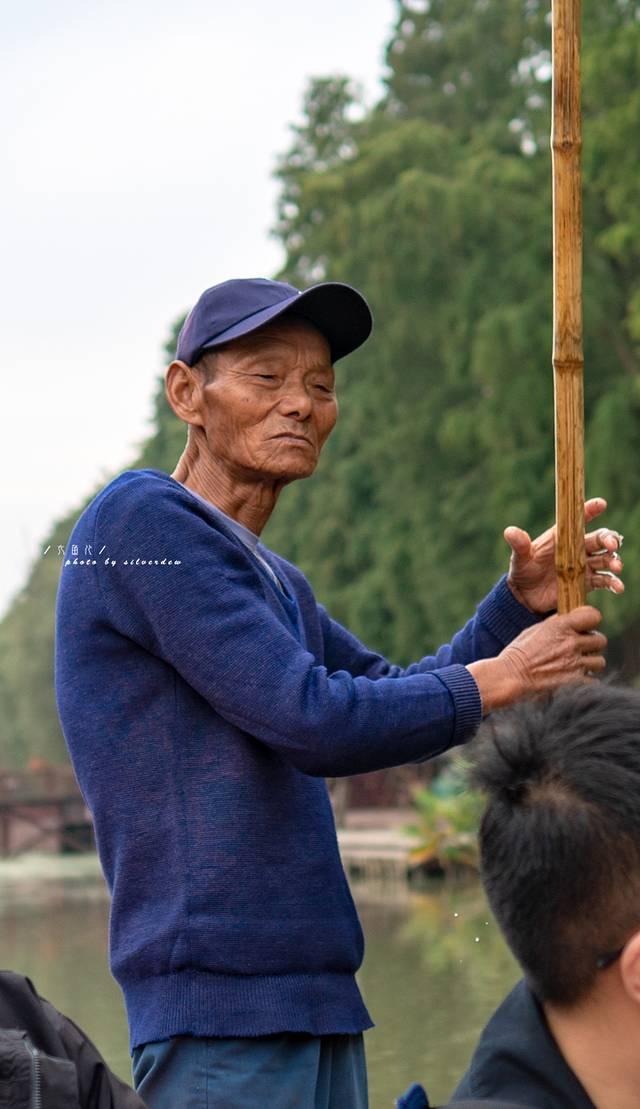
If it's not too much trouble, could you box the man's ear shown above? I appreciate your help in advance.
[165,360,205,427]
[619,931,640,1004]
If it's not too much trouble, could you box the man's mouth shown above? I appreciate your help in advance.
[271,433,313,445]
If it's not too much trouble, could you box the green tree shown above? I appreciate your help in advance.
[2,0,640,767]
[265,2,640,669]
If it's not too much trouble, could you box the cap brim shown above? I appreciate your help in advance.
[199,282,373,363]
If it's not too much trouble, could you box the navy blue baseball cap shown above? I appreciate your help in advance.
[176,277,373,366]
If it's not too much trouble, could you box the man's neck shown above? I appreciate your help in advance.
[545,996,640,1109]
[171,449,285,536]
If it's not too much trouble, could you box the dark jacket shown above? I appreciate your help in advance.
[451,979,596,1108]
[0,971,146,1109]
[396,1081,526,1108]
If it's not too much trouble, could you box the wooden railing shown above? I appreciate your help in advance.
[0,766,83,805]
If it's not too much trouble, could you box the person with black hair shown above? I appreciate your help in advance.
[449,681,640,1109]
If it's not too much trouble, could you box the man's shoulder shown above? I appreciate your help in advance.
[453,980,595,1109]
[65,468,245,568]
[93,468,182,512]
[453,981,529,1095]
[69,468,175,527]
[90,469,234,534]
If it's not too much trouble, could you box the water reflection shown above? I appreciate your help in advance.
[0,858,519,1108]
[0,857,131,1081]
[356,883,518,1104]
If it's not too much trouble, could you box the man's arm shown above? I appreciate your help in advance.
[90,476,606,778]
[317,577,544,682]
[92,477,481,777]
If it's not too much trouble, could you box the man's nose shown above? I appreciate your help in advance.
[279,384,313,419]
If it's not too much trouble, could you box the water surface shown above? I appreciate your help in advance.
[0,856,519,1107]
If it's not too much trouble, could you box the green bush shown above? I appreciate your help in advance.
[405,760,484,875]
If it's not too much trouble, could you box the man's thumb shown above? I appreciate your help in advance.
[504,526,532,558]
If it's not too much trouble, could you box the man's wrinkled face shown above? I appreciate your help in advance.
[200,317,338,483]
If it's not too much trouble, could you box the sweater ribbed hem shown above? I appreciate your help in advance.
[433,664,483,746]
[122,970,374,1051]
[476,574,545,646]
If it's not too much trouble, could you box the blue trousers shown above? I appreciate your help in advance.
[131,1032,369,1109]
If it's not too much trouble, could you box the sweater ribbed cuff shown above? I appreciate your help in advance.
[434,663,483,747]
[477,574,547,647]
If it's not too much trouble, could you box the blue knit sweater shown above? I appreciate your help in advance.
[54,468,540,1050]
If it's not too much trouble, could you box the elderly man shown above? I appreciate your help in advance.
[54,277,622,1109]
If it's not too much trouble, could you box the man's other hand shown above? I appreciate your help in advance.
[467,606,607,715]
[504,497,624,614]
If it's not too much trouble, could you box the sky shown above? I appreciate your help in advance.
[1,0,396,618]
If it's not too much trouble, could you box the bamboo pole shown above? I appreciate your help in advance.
[552,0,585,613]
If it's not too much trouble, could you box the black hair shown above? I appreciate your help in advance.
[471,681,640,1007]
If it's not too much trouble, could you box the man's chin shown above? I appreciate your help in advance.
[278,463,317,483]
[243,449,319,484]
[259,460,318,485]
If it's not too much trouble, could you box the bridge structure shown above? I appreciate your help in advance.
[0,768,416,877]
[0,767,94,858]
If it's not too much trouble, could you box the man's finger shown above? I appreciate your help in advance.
[587,553,623,573]
[576,632,608,654]
[589,571,625,595]
[582,653,607,673]
[585,527,624,555]
[564,605,603,632]
[584,497,607,524]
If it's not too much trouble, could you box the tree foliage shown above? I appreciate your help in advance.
[265,0,640,662]
[1,0,639,767]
